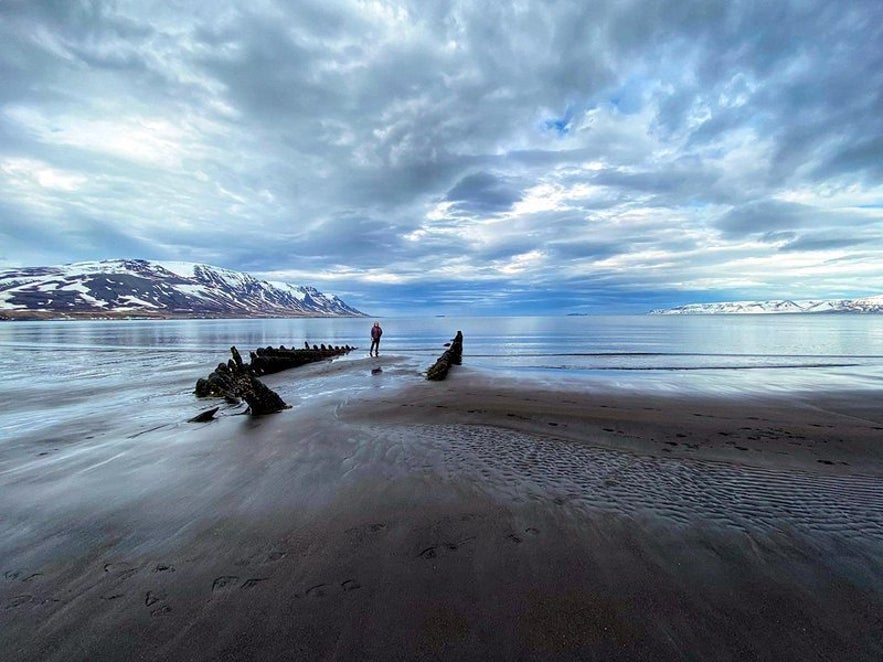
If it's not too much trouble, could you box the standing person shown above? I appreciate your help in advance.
[370,321,383,357]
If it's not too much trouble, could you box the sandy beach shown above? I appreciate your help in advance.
[2,356,882,660]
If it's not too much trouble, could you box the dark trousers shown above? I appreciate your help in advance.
[370,339,380,356]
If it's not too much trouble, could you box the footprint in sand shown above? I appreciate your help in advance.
[144,591,164,607]
[104,561,132,573]
[298,579,361,598]
[418,546,438,559]
[506,526,540,545]
[418,537,475,559]
[6,595,32,609]
[305,583,329,598]
[211,576,239,594]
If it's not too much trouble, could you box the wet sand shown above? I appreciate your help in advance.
[2,358,882,660]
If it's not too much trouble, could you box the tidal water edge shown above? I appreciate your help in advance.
[2,314,883,447]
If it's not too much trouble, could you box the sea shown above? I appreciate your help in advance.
[1,315,882,446]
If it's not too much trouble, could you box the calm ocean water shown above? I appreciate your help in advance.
[1,315,882,445]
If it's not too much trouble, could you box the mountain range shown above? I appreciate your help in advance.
[0,259,366,320]
[651,295,883,315]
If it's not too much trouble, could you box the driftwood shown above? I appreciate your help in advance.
[426,331,463,381]
[195,342,353,415]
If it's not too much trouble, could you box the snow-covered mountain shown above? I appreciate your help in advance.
[651,295,883,315]
[0,259,366,319]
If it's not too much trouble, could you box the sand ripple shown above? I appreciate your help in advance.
[388,424,883,542]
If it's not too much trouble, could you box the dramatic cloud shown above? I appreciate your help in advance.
[445,172,523,215]
[1,0,881,314]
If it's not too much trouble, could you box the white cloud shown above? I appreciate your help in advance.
[2,157,87,192]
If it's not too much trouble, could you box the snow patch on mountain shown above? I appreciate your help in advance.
[651,295,883,315]
[0,259,366,319]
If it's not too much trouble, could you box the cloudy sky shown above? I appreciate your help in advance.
[1,0,881,315]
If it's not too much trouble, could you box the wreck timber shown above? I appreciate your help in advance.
[426,331,463,381]
[249,343,353,376]
[194,343,353,415]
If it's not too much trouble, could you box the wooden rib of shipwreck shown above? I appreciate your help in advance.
[426,331,463,381]
[249,342,355,376]
[194,343,354,416]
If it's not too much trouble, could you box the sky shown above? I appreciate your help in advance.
[1,0,882,316]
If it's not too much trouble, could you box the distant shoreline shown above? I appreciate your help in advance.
[0,312,368,321]
[650,310,882,315]
[651,294,883,315]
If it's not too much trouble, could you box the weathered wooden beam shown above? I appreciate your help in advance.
[426,331,463,381]
[194,342,354,414]
[250,344,353,376]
